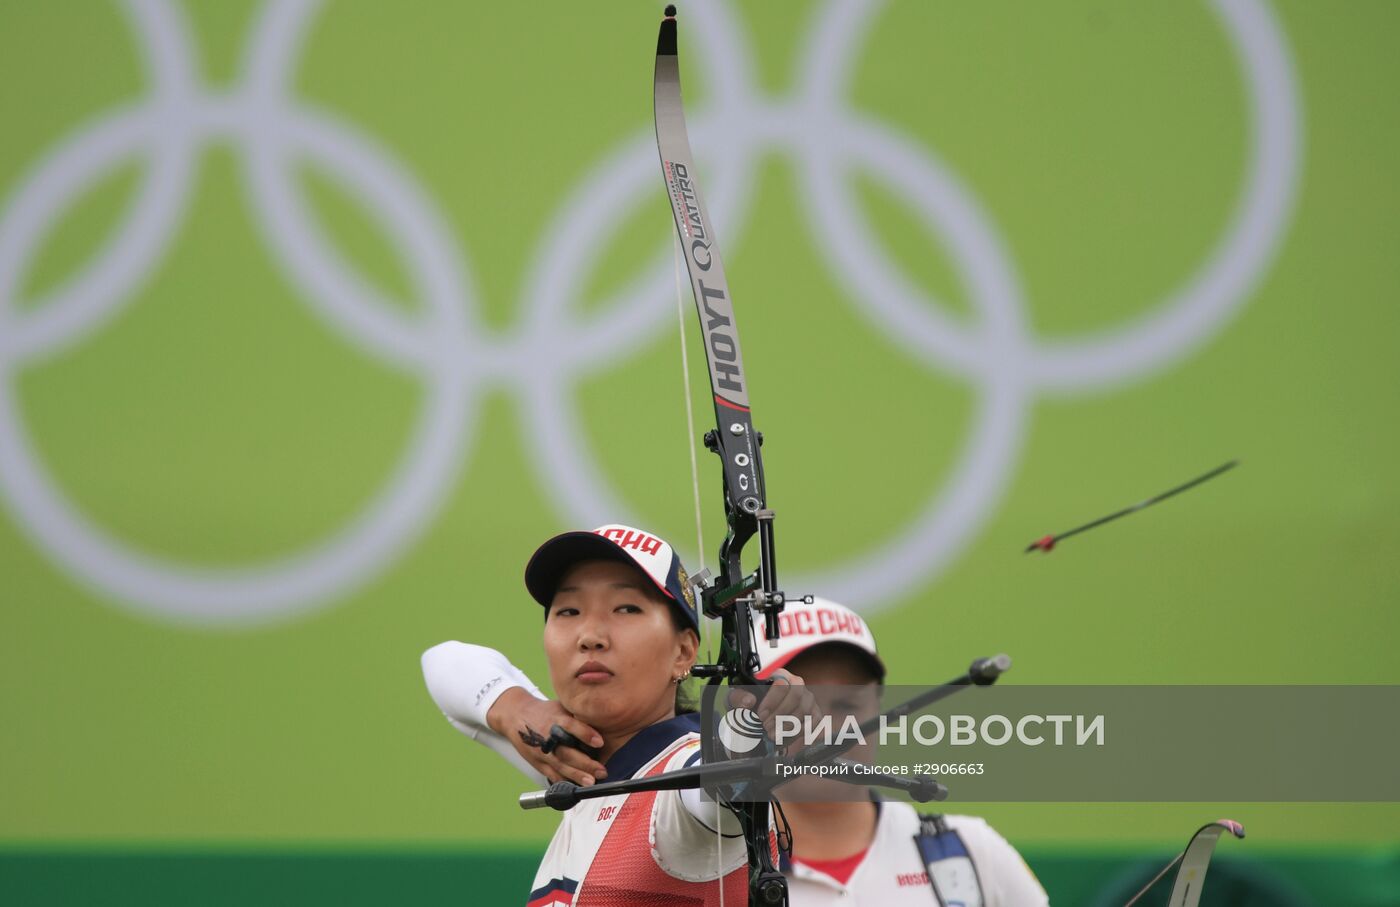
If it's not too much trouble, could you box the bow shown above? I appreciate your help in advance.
[654,5,795,902]
[514,7,806,903]
[1122,820,1246,907]
[520,10,1001,907]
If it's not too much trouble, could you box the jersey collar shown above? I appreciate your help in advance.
[605,713,701,780]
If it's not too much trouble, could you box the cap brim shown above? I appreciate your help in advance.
[524,531,673,608]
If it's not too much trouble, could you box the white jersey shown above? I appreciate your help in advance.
[783,801,1048,907]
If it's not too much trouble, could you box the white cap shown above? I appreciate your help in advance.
[755,597,885,681]
[523,524,698,629]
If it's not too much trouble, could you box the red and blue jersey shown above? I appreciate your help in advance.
[528,714,753,906]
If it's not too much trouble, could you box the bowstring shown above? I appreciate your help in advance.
[672,232,723,907]
[673,234,709,661]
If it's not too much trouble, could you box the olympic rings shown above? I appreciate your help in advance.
[0,0,1300,624]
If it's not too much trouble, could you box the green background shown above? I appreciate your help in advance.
[2,0,1397,903]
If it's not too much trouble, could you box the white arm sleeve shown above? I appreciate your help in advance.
[421,641,548,785]
[653,742,748,881]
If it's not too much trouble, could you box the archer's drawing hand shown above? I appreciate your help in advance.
[486,688,607,786]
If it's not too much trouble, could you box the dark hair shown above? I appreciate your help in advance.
[668,605,700,715]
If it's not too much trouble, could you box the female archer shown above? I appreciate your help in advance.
[423,523,813,905]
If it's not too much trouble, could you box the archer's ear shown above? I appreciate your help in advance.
[677,628,700,665]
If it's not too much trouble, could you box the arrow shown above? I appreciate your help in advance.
[1026,460,1239,554]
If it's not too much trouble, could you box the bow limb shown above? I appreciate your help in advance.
[1122,819,1246,907]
